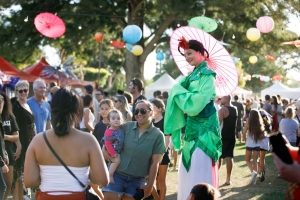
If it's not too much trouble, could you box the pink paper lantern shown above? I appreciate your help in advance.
[260,76,265,82]
[256,16,274,33]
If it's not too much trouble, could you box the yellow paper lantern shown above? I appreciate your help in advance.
[287,80,292,85]
[286,73,293,79]
[246,28,261,41]
[132,45,143,56]
[249,56,258,64]
[287,58,295,66]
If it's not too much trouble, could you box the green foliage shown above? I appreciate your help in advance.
[235,61,246,88]
[74,67,109,87]
[1,0,300,92]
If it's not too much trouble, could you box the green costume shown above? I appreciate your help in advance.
[164,61,222,171]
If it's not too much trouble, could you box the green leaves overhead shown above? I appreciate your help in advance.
[0,0,299,92]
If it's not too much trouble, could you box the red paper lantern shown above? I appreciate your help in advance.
[94,32,104,42]
[266,54,276,62]
[256,16,274,33]
[110,41,125,49]
[272,74,283,81]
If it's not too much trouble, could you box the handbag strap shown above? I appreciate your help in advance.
[43,131,86,188]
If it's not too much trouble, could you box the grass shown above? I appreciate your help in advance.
[165,142,288,200]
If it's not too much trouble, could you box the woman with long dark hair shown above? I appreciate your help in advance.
[24,87,109,199]
[0,94,9,200]
[152,98,170,200]
[271,95,283,132]
[79,95,95,133]
[242,109,266,184]
[0,92,21,200]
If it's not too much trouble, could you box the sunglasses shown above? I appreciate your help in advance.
[114,100,120,103]
[18,89,28,94]
[134,108,150,115]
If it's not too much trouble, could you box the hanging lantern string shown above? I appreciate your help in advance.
[221,32,226,41]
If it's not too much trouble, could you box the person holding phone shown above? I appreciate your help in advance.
[272,136,300,199]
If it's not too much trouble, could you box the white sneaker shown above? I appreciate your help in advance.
[250,171,257,184]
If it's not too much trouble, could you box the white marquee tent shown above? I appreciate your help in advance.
[175,74,184,82]
[261,81,300,99]
[231,86,252,98]
[145,73,177,99]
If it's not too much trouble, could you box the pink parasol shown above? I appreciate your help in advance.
[170,26,238,96]
[34,12,66,38]
[281,39,300,47]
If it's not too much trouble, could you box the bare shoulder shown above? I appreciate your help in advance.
[29,133,45,147]
[219,106,228,113]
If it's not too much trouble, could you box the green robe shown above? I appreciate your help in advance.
[164,61,222,171]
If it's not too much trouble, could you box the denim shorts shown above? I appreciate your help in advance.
[102,173,146,197]
[246,146,260,151]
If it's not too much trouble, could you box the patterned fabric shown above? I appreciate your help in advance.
[164,61,222,171]
[286,183,300,200]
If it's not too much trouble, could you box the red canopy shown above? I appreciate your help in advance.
[23,57,97,88]
[0,56,40,82]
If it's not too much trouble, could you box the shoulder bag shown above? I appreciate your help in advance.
[43,131,100,200]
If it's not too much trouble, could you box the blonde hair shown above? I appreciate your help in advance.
[285,106,295,119]
[115,95,132,120]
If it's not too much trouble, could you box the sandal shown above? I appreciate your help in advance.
[260,169,265,182]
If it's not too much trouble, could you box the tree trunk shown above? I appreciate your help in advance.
[123,0,175,88]
[124,51,144,87]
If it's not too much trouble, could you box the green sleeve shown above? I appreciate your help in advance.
[174,74,216,116]
[164,74,216,151]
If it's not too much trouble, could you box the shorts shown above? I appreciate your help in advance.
[220,139,235,158]
[102,173,146,197]
[160,150,170,165]
[246,146,260,151]
[260,137,269,151]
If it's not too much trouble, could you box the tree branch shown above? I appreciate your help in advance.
[139,13,175,62]
[132,0,146,16]
[103,72,117,91]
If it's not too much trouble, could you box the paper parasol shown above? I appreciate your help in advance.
[34,12,66,38]
[281,39,300,47]
[170,26,238,96]
[188,16,218,33]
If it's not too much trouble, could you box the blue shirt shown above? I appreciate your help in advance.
[27,97,51,134]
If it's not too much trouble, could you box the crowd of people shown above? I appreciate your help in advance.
[0,37,300,200]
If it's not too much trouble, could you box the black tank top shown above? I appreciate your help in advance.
[221,106,238,139]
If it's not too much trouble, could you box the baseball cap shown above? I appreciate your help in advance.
[84,84,93,92]
[50,86,60,95]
